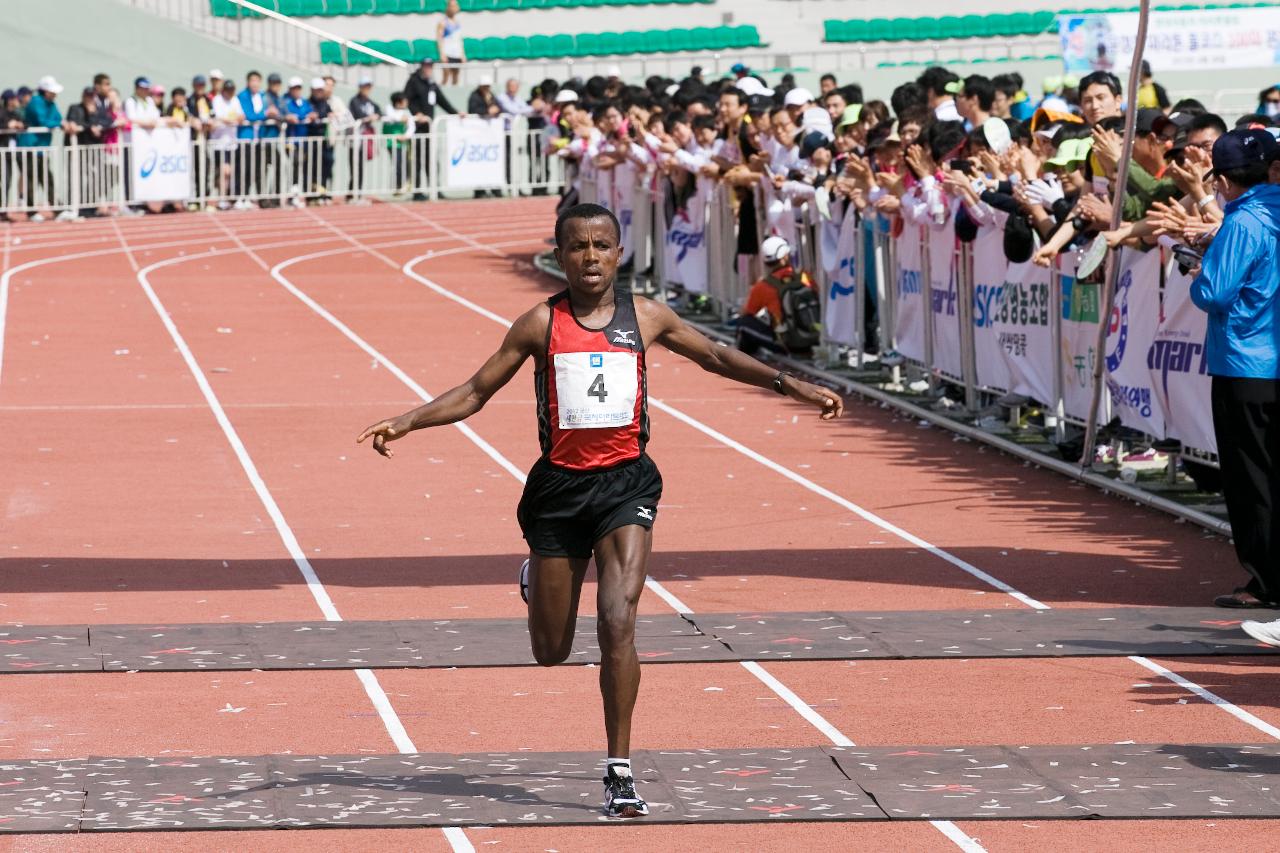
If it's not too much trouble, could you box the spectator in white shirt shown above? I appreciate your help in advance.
[123,76,160,144]
[209,80,242,208]
[496,79,533,120]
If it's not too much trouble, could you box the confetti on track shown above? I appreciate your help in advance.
[4,200,1280,850]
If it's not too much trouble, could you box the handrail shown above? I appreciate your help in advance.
[226,0,406,67]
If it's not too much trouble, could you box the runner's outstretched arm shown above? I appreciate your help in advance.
[356,306,546,457]
[640,300,844,420]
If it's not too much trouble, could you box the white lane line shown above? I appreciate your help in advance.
[1128,655,1280,739]
[440,826,476,853]
[279,221,980,851]
[128,240,418,758]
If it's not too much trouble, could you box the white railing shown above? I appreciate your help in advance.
[0,117,560,215]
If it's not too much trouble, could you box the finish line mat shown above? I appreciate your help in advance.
[1,608,1271,674]
[5,743,1280,832]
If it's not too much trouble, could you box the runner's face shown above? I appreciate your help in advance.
[556,217,621,297]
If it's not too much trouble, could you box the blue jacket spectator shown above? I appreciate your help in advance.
[18,78,63,147]
[284,83,314,140]
[236,73,269,140]
[261,74,286,139]
[1191,181,1280,378]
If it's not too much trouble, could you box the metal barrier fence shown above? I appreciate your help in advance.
[0,118,560,215]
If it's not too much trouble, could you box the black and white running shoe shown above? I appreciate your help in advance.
[519,558,530,604]
[603,763,648,817]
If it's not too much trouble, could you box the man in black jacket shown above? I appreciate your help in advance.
[64,86,102,218]
[404,58,459,200]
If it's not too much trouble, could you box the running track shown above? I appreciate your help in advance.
[2,198,1279,851]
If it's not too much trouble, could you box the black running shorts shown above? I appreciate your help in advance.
[517,454,663,559]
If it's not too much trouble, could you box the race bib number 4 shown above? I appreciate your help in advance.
[554,351,638,429]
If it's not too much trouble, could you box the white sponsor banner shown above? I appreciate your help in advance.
[130,126,192,202]
[1058,255,1110,424]
[994,259,1055,404]
[894,224,927,363]
[1150,265,1216,454]
[665,177,711,294]
[1060,7,1280,74]
[826,207,859,346]
[927,223,962,379]
[1104,248,1164,436]
[970,223,1013,392]
[443,116,505,188]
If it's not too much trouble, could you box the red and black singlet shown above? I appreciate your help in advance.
[535,285,649,471]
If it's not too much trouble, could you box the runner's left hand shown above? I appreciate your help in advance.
[785,378,844,420]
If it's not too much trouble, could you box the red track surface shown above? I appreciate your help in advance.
[3,199,1280,851]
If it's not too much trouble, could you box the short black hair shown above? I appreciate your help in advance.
[1189,113,1228,135]
[93,72,110,86]
[891,81,926,116]
[917,66,960,99]
[820,73,837,85]
[962,75,995,112]
[926,120,968,163]
[691,114,717,134]
[720,87,747,107]
[1079,70,1121,97]
[991,74,1020,99]
[247,70,262,81]
[555,203,621,248]
[839,83,863,105]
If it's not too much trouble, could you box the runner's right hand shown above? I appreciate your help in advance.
[357,416,414,458]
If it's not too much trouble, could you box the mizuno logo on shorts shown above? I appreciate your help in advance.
[636,506,654,521]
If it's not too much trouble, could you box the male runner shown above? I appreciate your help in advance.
[357,203,842,817]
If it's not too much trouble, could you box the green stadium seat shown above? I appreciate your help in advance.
[278,0,303,15]
[956,14,982,38]
[979,13,1009,37]
[210,0,236,15]
[1032,10,1057,32]
[394,0,423,10]
[935,15,961,39]
[298,0,327,13]
[597,31,622,54]
[523,33,549,57]
[423,0,445,10]
[480,35,504,57]
[914,17,943,40]
[325,0,351,13]
[642,29,668,52]
[688,26,715,50]
[844,19,869,42]
[386,38,414,60]
[549,33,574,55]
[412,38,439,61]
[349,0,374,12]
[519,0,547,7]
[866,18,892,41]
[1006,12,1035,35]
[495,0,520,8]
[463,37,485,59]
[730,25,759,48]
[708,25,733,49]
[501,35,527,58]
[886,17,914,41]
[823,20,847,42]
[470,0,497,9]
[666,28,692,51]
[574,32,601,55]
[621,30,649,53]
[604,0,631,6]
[319,41,343,63]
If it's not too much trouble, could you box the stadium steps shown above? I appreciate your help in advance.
[319,25,765,64]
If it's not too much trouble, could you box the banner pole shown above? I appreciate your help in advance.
[1079,0,1151,471]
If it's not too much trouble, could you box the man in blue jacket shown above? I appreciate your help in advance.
[235,70,270,206]
[19,76,65,218]
[1190,128,1280,610]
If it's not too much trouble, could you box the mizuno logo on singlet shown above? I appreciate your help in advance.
[611,329,637,346]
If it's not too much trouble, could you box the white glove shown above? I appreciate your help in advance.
[1024,175,1064,208]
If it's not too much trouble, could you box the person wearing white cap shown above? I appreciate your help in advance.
[554,89,579,105]
[467,75,499,118]
[17,76,67,220]
[735,76,774,100]
[783,86,832,141]
[347,74,381,201]
[736,235,818,355]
